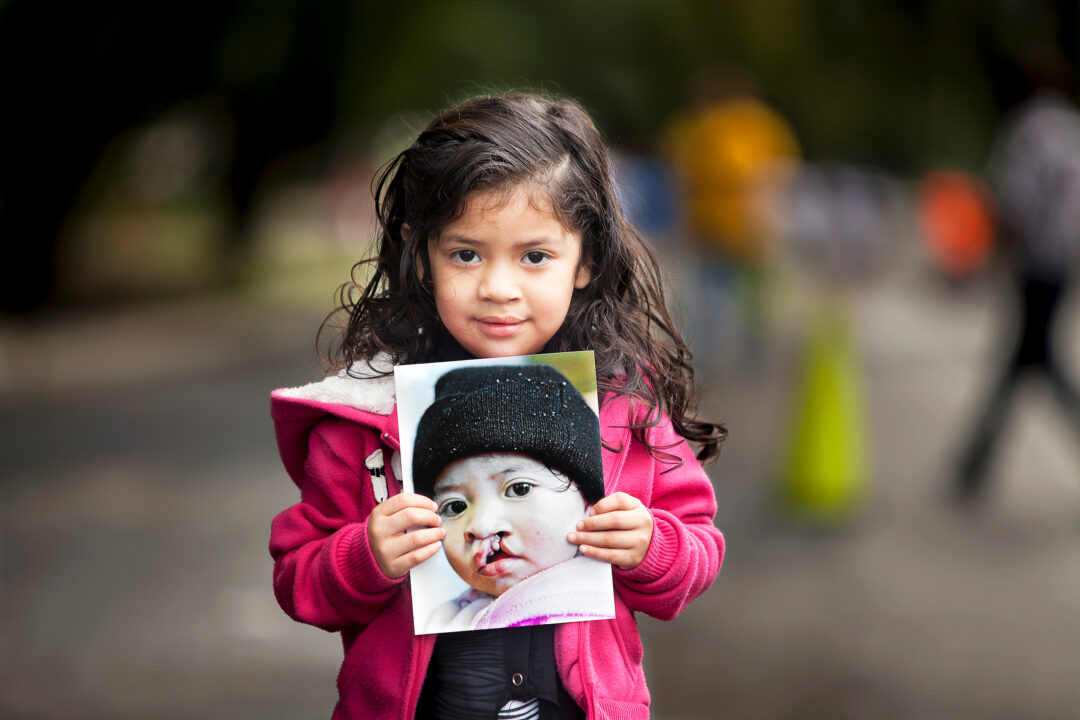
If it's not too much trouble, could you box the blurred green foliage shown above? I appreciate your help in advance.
[3,0,1077,310]
[332,0,1077,173]
[4,0,1075,182]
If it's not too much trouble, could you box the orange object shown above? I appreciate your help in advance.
[665,98,800,262]
[916,170,995,277]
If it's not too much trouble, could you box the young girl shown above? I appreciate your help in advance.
[269,92,726,720]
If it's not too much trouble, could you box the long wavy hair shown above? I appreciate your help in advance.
[323,92,726,464]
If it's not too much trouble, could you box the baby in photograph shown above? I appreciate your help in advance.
[412,363,615,632]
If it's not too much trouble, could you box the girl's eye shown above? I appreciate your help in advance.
[450,249,479,264]
[505,482,533,498]
[437,499,468,518]
[523,251,550,266]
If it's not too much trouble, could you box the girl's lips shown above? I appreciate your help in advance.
[476,317,525,338]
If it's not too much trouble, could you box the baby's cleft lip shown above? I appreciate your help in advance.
[472,537,517,572]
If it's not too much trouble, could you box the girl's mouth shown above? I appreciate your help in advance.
[476,317,524,338]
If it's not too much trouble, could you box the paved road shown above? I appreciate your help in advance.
[1,253,1078,719]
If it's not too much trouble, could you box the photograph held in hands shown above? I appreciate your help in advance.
[395,351,615,634]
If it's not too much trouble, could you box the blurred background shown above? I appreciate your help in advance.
[2,0,1079,718]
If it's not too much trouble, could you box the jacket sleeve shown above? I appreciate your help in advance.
[610,409,725,621]
[269,417,403,631]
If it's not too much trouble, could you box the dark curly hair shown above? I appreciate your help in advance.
[321,92,726,464]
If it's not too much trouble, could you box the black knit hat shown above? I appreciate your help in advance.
[412,364,605,503]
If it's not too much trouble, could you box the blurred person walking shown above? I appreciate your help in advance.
[956,87,1080,500]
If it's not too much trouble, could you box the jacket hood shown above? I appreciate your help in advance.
[271,353,399,487]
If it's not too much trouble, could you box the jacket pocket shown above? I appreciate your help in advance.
[610,607,643,672]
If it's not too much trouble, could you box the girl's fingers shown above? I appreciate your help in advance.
[376,492,438,515]
[384,526,445,558]
[372,494,439,532]
[378,528,446,578]
[576,543,642,571]
[577,509,646,533]
[399,540,444,570]
[568,498,653,571]
[587,492,642,515]
[375,505,442,536]
[368,494,443,577]
[567,528,638,549]
[394,505,443,531]
[384,539,445,578]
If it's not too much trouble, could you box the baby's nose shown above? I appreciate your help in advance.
[464,504,510,541]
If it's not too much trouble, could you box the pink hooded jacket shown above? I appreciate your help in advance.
[269,357,724,719]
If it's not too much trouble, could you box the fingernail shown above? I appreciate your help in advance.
[567,531,577,543]
[576,520,584,531]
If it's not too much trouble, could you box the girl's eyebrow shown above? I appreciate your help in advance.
[438,234,480,245]
[440,233,567,248]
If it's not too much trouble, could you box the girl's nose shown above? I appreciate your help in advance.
[464,501,510,542]
[477,263,521,304]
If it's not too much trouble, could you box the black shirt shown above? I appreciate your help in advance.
[416,625,583,720]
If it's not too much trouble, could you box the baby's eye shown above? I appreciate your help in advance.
[522,251,550,266]
[505,482,534,498]
[450,249,479,264]
[437,499,468,518]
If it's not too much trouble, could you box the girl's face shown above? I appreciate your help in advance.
[427,187,591,359]
[433,452,589,597]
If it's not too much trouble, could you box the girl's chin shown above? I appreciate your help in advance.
[452,329,547,359]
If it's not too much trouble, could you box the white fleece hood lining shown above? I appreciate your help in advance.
[275,353,396,415]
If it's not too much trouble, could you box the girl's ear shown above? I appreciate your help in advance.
[574,250,593,289]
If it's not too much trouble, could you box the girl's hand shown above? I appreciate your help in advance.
[567,492,654,571]
[367,493,445,579]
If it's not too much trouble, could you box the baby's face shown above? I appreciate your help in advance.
[433,452,589,597]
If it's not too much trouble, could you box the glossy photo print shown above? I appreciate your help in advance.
[395,351,615,635]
